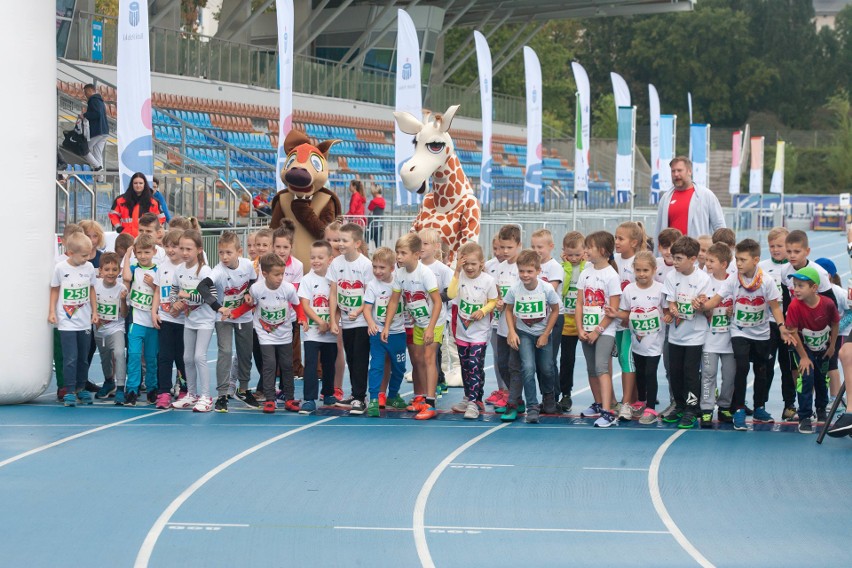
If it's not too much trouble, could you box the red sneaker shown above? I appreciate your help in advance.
[262,400,276,414]
[485,390,506,405]
[285,399,301,413]
[406,395,428,412]
[56,387,68,401]
[334,388,344,400]
[415,405,437,420]
[378,392,387,408]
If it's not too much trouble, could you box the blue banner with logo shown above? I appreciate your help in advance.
[92,20,103,62]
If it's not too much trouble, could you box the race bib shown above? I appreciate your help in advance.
[582,305,603,332]
[495,285,511,321]
[515,299,545,320]
[802,326,830,352]
[337,287,363,311]
[735,302,764,328]
[459,298,482,320]
[260,305,287,329]
[407,299,430,327]
[375,297,401,321]
[159,285,172,313]
[222,287,246,309]
[182,287,201,313]
[63,284,89,305]
[675,293,695,321]
[97,300,119,322]
[710,307,729,333]
[563,287,578,315]
[129,282,153,312]
[629,309,661,337]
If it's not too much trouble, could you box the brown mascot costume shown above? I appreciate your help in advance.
[269,129,342,380]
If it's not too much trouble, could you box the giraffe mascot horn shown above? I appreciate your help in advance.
[393,104,481,264]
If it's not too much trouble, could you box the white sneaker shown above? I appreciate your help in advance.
[463,401,480,420]
[172,394,198,409]
[192,396,213,413]
[452,399,469,413]
[618,403,634,421]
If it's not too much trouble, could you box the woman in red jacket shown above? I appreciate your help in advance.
[346,180,367,227]
[108,172,165,237]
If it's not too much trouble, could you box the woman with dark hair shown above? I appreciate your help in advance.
[347,179,367,227]
[108,172,165,237]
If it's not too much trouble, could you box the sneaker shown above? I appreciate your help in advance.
[437,383,448,396]
[733,408,748,431]
[781,406,797,421]
[699,411,713,428]
[594,410,616,428]
[463,401,480,420]
[155,393,172,409]
[631,402,646,419]
[125,391,138,407]
[618,403,634,422]
[114,389,126,406]
[452,399,470,413]
[659,401,677,419]
[485,390,506,405]
[214,395,228,413]
[798,416,813,434]
[500,407,518,422]
[752,406,774,423]
[639,408,659,425]
[263,400,276,414]
[322,395,340,406]
[300,400,317,415]
[96,380,116,399]
[661,405,684,423]
[336,396,356,409]
[77,390,93,405]
[85,380,100,393]
[525,405,540,424]
[349,399,366,415]
[333,388,345,401]
[580,403,602,418]
[406,396,428,412]
[559,394,573,412]
[283,399,299,412]
[367,399,380,417]
[254,391,266,402]
[378,392,387,409]
[816,408,828,423]
[718,409,733,423]
[172,394,198,409]
[63,393,77,407]
[276,391,287,404]
[176,391,188,401]
[237,390,260,409]
[147,389,158,404]
[744,404,753,416]
[57,387,68,401]
[415,404,437,420]
[193,396,213,412]
[677,412,697,429]
[541,393,558,415]
[827,413,852,437]
[386,395,408,409]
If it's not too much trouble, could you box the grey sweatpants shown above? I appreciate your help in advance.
[95,331,126,386]
[701,351,735,411]
[184,327,214,398]
[260,343,294,402]
[491,331,507,390]
[215,321,253,395]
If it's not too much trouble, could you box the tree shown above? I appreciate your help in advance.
[825,91,852,191]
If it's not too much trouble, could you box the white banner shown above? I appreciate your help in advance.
[770,140,785,194]
[571,62,591,195]
[275,0,294,191]
[615,106,635,204]
[749,136,765,195]
[690,124,710,188]
[659,114,676,192]
[688,92,693,124]
[474,31,492,205]
[394,9,422,208]
[117,0,154,189]
[729,130,742,195]
[523,46,542,204]
[611,72,631,109]
[649,84,661,204]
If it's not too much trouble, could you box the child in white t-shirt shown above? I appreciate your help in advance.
[419,229,453,397]
[492,225,522,409]
[93,253,127,402]
[274,223,305,394]
[613,221,645,421]
[531,228,563,414]
[364,247,408,416]
[122,233,159,407]
[484,236,508,405]
[49,232,98,406]
[448,242,499,420]
[151,229,188,408]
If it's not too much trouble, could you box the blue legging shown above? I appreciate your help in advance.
[368,332,407,400]
[458,342,487,402]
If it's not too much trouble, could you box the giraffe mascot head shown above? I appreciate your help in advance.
[393,104,481,264]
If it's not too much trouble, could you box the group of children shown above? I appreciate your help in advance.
[50,214,849,432]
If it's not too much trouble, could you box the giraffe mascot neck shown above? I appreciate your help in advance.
[393,105,481,263]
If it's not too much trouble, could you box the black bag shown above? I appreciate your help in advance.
[62,128,89,156]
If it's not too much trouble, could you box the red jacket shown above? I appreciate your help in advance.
[108,196,165,237]
[347,191,366,217]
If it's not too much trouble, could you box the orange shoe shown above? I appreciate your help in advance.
[378,392,387,408]
[406,395,428,412]
[415,405,437,420]
[334,388,344,400]
[262,400,276,414]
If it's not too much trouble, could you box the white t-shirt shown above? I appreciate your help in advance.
[298,271,336,343]
[327,254,372,329]
[614,253,637,331]
[127,263,157,328]
[154,259,184,325]
[94,278,125,338]
[619,281,666,357]
[495,260,519,336]
[540,258,564,296]
[453,272,498,344]
[210,258,257,325]
[781,260,832,294]
[759,258,788,323]
[393,261,443,328]
[718,270,781,340]
[424,260,453,324]
[485,257,501,279]
[663,268,711,346]
[284,256,304,323]
[504,279,561,336]
[51,260,97,332]
[704,274,734,354]
[577,265,622,337]
[832,283,852,337]
[250,280,299,345]
[655,257,674,284]
[365,277,405,335]
[174,263,216,330]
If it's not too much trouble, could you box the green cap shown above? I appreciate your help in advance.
[788,266,820,285]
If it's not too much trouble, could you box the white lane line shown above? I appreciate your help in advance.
[413,422,510,568]
[648,430,715,568]
[336,526,414,532]
[335,525,668,535]
[134,416,336,568]
[451,463,514,467]
[0,410,169,470]
[584,467,649,471]
[166,522,249,528]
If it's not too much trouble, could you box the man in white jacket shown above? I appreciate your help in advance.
[654,156,725,241]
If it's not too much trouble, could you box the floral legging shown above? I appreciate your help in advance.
[458,341,487,402]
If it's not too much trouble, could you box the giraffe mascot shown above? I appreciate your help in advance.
[393,105,481,263]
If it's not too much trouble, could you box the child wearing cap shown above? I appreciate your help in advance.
[813,257,851,407]
[785,265,839,434]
